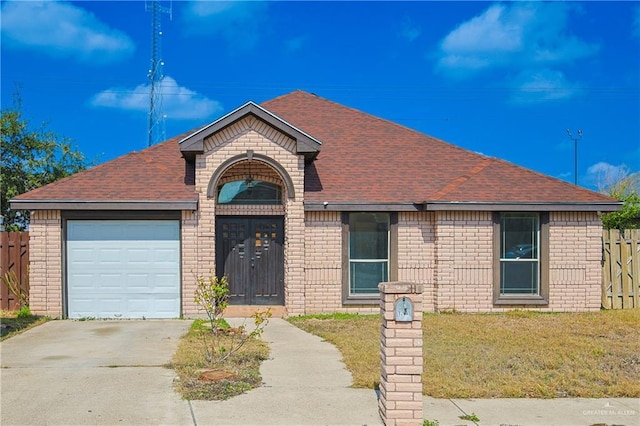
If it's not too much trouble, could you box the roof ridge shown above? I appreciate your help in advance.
[431,158,494,200]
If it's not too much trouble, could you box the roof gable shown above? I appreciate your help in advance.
[179,101,321,157]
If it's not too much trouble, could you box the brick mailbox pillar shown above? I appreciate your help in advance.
[378,282,424,426]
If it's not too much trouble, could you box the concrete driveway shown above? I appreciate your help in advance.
[0,320,193,426]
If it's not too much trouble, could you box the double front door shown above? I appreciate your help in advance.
[215,217,284,305]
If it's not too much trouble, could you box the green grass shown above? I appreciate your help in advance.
[289,309,640,398]
[167,319,269,400]
[0,310,49,341]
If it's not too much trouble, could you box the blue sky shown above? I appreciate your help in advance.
[2,1,639,191]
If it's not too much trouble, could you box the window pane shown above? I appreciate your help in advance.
[350,261,388,294]
[349,213,389,260]
[500,261,539,294]
[217,180,282,205]
[501,213,538,259]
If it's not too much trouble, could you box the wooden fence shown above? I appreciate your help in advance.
[602,229,640,309]
[0,232,30,311]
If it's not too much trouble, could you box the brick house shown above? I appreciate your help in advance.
[11,91,620,318]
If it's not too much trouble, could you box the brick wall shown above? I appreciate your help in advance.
[434,210,602,313]
[434,211,494,312]
[304,211,343,312]
[181,209,200,316]
[547,211,602,311]
[28,210,63,317]
[397,212,436,312]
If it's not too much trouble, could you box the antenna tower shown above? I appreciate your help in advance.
[146,1,172,147]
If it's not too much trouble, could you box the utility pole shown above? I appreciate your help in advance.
[146,1,172,147]
[566,129,583,186]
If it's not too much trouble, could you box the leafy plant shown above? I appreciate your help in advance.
[423,420,440,426]
[193,272,271,364]
[1,268,29,308]
[596,167,640,230]
[16,305,31,318]
[601,192,640,230]
[1,88,90,230]
[460,412,480,422]
[194,273,230,331]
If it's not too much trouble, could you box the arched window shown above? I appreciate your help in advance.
[217,179,282,205]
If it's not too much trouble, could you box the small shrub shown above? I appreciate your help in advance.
[193,272,271,364]
[16,305,31,318]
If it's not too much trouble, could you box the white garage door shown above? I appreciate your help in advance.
[67,220,180,319]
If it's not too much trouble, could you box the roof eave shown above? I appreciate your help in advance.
[422,201,623,212]
[179,101,322,155]
[10,199,198,211]
[304,201,623,212]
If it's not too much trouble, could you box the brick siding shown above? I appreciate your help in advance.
[28,210,62,317]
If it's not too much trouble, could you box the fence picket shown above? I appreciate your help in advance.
[601,229,639,310]
[0,232,30,311]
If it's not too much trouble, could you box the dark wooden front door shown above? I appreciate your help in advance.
[216,217,284,305]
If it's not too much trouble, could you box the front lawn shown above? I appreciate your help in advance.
[288,309,640,398]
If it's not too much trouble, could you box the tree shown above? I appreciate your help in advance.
[597,166,640,230]
[1,91,89,230]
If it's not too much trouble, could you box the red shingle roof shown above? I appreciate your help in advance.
[263,91,617,205]
[13,90,617,208]
[13,133,197,203]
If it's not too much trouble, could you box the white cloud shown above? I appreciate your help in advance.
[509,69,582,104]
[585,162,632,192]
[90,76,223,120]
[181,1,268,50]
[0,1,134,63]
[435,2,599,78]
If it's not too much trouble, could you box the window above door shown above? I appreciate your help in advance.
[217,180,283,205]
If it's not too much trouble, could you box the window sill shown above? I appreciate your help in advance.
[494,296,548,306]
[343,295,380,305]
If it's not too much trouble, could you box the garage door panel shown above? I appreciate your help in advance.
[67,220,180,319]
[98,248,122,263]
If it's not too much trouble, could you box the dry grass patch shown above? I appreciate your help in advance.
[0,310,49,341]
[288,310,640,399]
[167,319,269,400]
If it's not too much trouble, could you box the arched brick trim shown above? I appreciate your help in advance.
[207,152,296,200]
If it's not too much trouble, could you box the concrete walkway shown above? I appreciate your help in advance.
[191,317,382,425]
[0,318,638,426]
